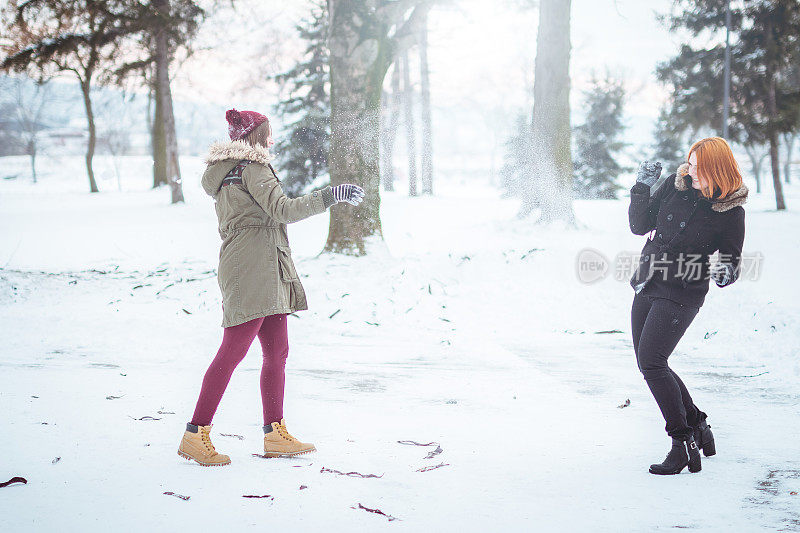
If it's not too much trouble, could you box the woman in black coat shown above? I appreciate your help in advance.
[628,137,747,475]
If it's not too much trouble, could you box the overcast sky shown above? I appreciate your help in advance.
[174,0,696,159]
[1,0,707,162]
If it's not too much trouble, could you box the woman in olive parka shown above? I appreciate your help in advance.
[177,109,364,466]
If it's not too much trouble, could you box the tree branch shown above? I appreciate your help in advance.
[385,1,433,68]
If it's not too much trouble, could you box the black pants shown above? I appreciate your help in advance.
[631,292,706,439]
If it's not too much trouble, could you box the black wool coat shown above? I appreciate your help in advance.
[628,167,747,309]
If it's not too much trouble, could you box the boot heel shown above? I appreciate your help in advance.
[694,420,716,458]
[702,439,716,457]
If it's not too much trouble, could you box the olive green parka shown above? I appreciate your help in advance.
[201,140,335,327]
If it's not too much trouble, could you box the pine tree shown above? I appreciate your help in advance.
[271,0,329,198]
[657,0,800,211]
[573,74,628,199]
[651,103,685,175]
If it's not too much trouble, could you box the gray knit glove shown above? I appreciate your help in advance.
[636,160,662,188]
[331,184,365,206]
[710,262,733,287]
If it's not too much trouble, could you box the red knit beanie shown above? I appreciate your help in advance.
[226,109,268,141]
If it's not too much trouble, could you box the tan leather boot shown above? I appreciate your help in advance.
[262,418,316,457]
[178,423,231,467]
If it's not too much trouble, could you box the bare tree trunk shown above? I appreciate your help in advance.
[151,81,167,188]
[402,50,418,197]
[154,0,184,204]
[768,134,785,209]
[782,132,795,184]
[744,144,768,193]
[12,78,47,184]
[419,10,433,195]
[325,73,384,255]
[382,64,401,192]
[528,0,574,224]
[28,140,37,183]
[325,5,385,255]
[146,85,154,144]
[764,17,786,211]
[79,76,99,193]
[324,0,431,254]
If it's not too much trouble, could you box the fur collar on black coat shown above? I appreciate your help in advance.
[673,162,748,213]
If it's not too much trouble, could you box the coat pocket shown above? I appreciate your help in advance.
[276,245,299,282]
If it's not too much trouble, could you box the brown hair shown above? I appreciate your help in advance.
[687,137,743,200]
[243,120,272,149]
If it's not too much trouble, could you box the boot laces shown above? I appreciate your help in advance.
[276,423,298,442]
[200,429,217,454]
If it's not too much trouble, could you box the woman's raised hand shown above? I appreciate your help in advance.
[332,184,365,206]
[636,160,662,188]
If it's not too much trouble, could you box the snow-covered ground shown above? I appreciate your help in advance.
[1,155,799,532]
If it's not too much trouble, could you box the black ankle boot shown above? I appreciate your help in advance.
[649,438,689,475]
[692,419,716,457]
[686,434,702,473]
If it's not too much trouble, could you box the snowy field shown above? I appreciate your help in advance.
[1,155,799,532]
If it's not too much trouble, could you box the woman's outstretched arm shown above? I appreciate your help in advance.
[242,164,336,224]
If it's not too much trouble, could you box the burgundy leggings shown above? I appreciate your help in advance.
[191,314,288,427]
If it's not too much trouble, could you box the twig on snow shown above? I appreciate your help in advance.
[0,477,27,487]
[740,371,769,378]
[163,491,190,501]
[398,440,437,446]
[425,446,443,459]
[416,462,449,472]
[320,467,383,478]
[155,283,176,295]
[351,503,398,521]
[398,440,444,459]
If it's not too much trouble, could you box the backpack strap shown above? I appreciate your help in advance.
[222,159,252,183]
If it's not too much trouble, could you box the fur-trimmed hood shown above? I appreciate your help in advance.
[205,139,274,167]
[673,162,748,212]
[201,140,275,197]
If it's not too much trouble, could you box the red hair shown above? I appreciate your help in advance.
[687,137,743,199]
